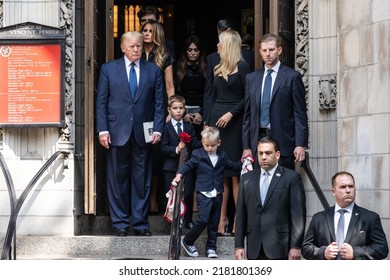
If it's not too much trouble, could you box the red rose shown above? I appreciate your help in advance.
[178,132,191,143]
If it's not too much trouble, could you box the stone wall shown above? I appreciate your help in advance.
[337,0,390,237]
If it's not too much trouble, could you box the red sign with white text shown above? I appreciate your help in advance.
[0,44,61,125]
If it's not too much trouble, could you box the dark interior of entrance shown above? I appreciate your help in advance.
[94,0,256,214]
[91,0,295,215]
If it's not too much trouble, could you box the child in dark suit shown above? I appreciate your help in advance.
[172,126,242,258]
[160,95,201,229]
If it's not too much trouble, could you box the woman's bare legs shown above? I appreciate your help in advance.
[231,176,240,234]
[217,177,231,234]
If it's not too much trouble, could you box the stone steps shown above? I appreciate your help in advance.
[2,235,235,260]
[1,215,235,260]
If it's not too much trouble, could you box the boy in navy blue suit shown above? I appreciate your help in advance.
[172,126,242,258]
[160,95,201,229]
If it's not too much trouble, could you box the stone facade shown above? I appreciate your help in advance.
[0,1,389,253]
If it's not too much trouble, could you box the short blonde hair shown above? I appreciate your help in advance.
[167,95,186,108]
[120,31,144,46]
[201,126,220,142]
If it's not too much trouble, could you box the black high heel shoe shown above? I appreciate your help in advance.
[218,224,231,236]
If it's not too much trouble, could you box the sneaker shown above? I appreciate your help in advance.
[207,249,218,258]
[181,239,199,257]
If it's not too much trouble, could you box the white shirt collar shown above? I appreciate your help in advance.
[265,61,281,74]
[124,56,139,68]
[335,202,354,213]
[261,164,278,177]
[171,119,183,127]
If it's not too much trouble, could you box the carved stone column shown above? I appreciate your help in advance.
[58,0,74,151]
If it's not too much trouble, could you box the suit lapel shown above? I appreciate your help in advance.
[249,169,262,205]
[256,70,265,111]
[345,205,360,243]
[326,207,337,241]
[167,122,178,139]
[201,149,213,166]
[117,58,131,99]
[135,59,147,102]
[271,64,286,102]
[262,165,283,206]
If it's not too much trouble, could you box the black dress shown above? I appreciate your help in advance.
[178,64,205,137]
[207,60,251,176]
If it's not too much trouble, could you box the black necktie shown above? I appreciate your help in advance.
[177,122,182,134]
[260,69,273,127]
[129,62,137,99]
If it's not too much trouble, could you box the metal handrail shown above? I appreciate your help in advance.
[0,150,69,260]
[301,151,330,210]
[167,147,187,260]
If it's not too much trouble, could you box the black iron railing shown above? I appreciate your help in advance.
[0,150,69,260]
[301,151,330,210]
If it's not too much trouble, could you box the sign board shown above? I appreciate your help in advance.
[0,22,66,127]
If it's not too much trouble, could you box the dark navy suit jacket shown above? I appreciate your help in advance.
[160,120,201,171]
[242,64,308,157]
[96,57,164,146]
[177,148,242,193]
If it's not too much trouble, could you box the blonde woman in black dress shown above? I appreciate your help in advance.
[205,30,251,235]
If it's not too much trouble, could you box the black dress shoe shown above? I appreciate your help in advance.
[115,228,128,236]
[184,221,194,230]
[134,229,152,236]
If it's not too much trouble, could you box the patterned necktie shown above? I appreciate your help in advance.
[129,62,137,99]
[260,69,273,127]
[260,171,270,204]
[177,122,182,134]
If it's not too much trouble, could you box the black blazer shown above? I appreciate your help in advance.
[302,204,389,260]
[235,165,306,259]
[160,120,201,171]
[177,148,242,193]
[203,50,254,123]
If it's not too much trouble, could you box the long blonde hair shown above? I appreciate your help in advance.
[214,30,242,81]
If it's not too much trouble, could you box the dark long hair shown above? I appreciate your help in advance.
[176,35,207,88]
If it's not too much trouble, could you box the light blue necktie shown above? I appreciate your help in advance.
[260,69,273,127]
[260,171,270,204]
[336,209,347,247]
[129,62,137,99]
[336,209,347,259]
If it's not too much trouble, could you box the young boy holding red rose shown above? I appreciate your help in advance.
[160,95,201,229]
[172,126,243,258]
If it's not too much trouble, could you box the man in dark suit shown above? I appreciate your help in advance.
[234,137,306,260]
[242,34,308,170]
[302,171,389,260]
[96,31,164,236]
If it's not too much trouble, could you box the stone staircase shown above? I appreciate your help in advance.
[1,215,235,260]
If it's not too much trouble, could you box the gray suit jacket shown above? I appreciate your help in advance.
[235,165,306,259]
[302,204,389,260]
